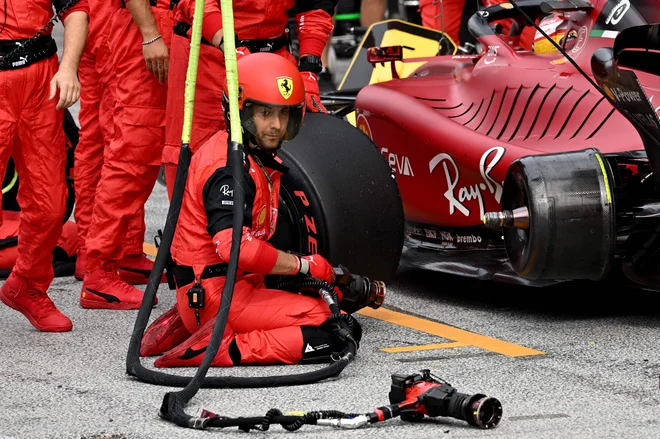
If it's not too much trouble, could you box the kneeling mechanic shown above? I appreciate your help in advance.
[141,52,362,367]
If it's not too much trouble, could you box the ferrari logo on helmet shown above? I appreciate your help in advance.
[277,76,293,100]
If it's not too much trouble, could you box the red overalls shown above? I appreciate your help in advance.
[83,0,174,278]
[0,0,89,293]
[74,0,151,283]
[144,131,335,367]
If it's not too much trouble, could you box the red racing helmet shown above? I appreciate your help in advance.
[222,52,306,144]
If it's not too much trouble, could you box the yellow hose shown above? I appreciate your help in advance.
[219,0,242,144]
[180,0,206,145]
[2,170,17,195]
[181,0,241,146]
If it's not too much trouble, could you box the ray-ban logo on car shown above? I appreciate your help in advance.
[605,0,630,26]
[429,146,506,219]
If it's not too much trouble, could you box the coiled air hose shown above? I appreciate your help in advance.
[124,0,359,431]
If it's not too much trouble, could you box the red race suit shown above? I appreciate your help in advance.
[81,0,174,309]
[74,0,154,284]
[142,131,359,367]
[0,0,88,293]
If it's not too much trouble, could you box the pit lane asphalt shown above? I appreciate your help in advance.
[1,24,659,439]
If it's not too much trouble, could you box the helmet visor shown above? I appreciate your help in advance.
[240,99,305,143]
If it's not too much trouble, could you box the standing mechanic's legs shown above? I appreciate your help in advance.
[74,49,104,279]
[96,40,150,269]
[80,8,172,310]
[75,43,157,285]
[0,58,72,332]
[81,161,160,309]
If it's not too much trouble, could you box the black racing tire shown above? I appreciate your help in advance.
[1,108,78,222]
[270,112,405,282]
[501,148,615,281]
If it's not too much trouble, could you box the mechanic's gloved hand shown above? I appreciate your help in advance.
[301,71,327,113]
[298,254,335,283]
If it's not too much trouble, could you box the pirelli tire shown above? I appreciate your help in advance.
[1,108,78,223]
[501,148,616,282]
[270,112,405,282]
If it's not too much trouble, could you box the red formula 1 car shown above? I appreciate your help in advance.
[314,0,660,289]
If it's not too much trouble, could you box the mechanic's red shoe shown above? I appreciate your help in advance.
[140,305,191,357]
[0,273,73,332]
[75,247,87,281]
[119,253,167,285]
[80,267,157,310]
[154,318,236,368]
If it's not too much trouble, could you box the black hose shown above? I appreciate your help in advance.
[160,140,248,428]
[125,140,359,431]
[125,142,193,382]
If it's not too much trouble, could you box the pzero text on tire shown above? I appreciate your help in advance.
[271,112,405,282]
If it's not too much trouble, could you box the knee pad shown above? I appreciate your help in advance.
[300,325,335,364]
[299,316,363,364]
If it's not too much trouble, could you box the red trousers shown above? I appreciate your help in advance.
[85,8,173,271]
[0,56,67,292]
[75,36,144,255]
[162,34,227,199]
[0,211,78,271]
[176,274,332,364]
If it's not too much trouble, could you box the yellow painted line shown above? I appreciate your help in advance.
[143,243,157,257]
[358,307,545,357]
[145,240,544,357]
[381,341,468,353]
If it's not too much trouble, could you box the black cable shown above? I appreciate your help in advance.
[202,408,365,432]
[125,139,359,433]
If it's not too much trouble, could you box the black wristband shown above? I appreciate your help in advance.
[298,55,323,74]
